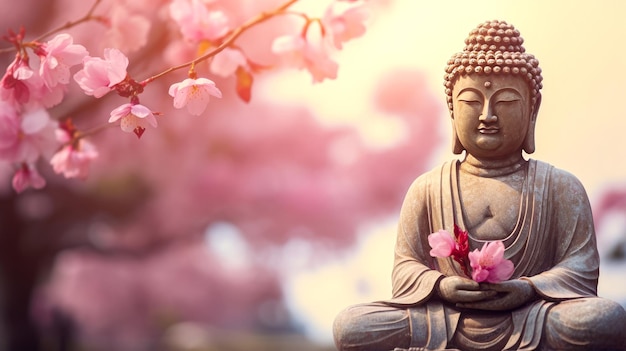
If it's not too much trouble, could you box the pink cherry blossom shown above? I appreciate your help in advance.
[271,35,338,83]
[50,128,98,180]
[323,1,369,50]
[35,77,67,108]
[12,163,46,193]
[169,0,229,43]
[468,241,515,283]
[18,66,68,109]
[108,102,157,136]
[38,33,89,88]
[104,6,150,54]
[1,55,36,106]
[428,229,454,257]
[73,48,129,98]
[0,103,21,160]
[271,35,307,67]
[168,77,222,116]
[210,47,248,77]
[0,103,58,163]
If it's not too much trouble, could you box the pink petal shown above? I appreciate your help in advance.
[483,241,506,264]
[185,96,209,116]
[50,146,72,174]
[21,108,50,134]
[109,103,131,123]
[469,241,515,283]
[271,35,305,54]
[168,82,182,97]
[486,259,515,283]
[210,48,247,77]
[171,86,191,109]
[472,266,489,283]
[428,229,454,257]
[12,164,46,193]
[143,113,158,128]
[103,48,129,86]
[468,247,482,270]
[130,104,152,119]
[120,115,137,133]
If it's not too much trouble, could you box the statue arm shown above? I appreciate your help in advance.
[523,169,599,300]
[388,176,446,306]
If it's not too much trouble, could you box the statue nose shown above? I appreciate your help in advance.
[479,113,498,123]
[479,103,497,123]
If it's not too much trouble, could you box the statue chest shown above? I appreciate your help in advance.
[458,174,524,241]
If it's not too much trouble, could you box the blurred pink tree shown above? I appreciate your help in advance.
[0,0,443,350]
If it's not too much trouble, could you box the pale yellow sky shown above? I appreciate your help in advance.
[264,0,626,200]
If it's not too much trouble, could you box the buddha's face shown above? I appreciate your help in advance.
[452,74,532,159]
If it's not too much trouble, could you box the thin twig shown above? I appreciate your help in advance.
[34,0,103,43]
[142,0,299,85]
[0,0,102,54]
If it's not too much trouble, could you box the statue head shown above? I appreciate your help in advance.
[444,20,543,155]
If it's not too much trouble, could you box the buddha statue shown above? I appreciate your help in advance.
[333,20,626,351]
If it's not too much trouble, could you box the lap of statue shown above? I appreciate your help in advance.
[333,297,626,351]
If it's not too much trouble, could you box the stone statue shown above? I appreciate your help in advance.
[333,20,626,351]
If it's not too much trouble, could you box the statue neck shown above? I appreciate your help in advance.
[460,153,527,178]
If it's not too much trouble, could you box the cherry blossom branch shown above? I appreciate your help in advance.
[33,0,103,43]
[0,0,102,54]
[75,121,117,141]
[1,0,371,192]
[141,0,299,85]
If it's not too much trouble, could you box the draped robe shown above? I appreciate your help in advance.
[386,159,599,350]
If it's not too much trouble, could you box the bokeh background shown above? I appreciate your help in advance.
[1,0,626,350]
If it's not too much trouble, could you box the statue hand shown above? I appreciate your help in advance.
[437,276,497,304]
[457,279,536,311]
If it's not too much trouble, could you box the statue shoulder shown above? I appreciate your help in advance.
[533,159,591,204]
[405,160,456,195]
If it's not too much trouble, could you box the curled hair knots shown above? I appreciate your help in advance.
[444,20,543,112]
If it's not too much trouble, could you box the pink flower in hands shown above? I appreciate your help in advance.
[50,127,98,180]
[38,33,89,88]
[73,48,129,98]
[12,163,46,193]
[109,103,157,138]
[168,78,222,116]
[428,225,471,277]
[468,241,515,283]
[323,2,369,50]
[428,229,455,257]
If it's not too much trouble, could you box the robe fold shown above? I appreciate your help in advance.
[384,159,599,350]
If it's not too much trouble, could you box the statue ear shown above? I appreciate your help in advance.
[523,94,541,154]
[451,112,465,154]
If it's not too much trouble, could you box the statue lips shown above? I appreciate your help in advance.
[478,126,499,134]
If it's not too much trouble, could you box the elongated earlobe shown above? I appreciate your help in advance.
[451,117,464,154]
[523,120,536,154]
[523,94,541,154]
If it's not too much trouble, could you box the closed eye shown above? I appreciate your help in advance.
[495,99,520,107]
[459,99,482,107]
